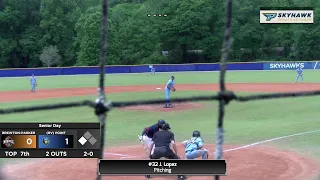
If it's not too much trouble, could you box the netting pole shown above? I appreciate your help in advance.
[0,0,3,178]
[0,0,3,11]
[215,0,232,180]
[96,0,109,180]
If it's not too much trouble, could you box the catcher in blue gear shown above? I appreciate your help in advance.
[182,130,208,160]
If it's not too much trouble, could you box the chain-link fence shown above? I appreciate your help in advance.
[1,0,320,180]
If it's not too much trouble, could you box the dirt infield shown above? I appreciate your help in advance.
[120,102,204,112]
[2,83,320,102]
[0,83,320,180]
[2,144,318,180]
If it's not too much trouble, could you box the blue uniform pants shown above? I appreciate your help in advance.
[31,83,36,92]
[296,74,304,82]
[165,88,170,104]
[150,68,155,75]
[185,149,208,160]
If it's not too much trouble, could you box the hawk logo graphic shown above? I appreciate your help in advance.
[263,13,277,21]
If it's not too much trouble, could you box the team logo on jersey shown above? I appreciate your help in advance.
[2,136,15,147]
[42,137,50,146]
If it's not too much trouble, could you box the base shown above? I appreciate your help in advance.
[163,104,174,108]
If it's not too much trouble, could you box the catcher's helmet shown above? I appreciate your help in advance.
[192,130,201,137]
[157,119,166,126]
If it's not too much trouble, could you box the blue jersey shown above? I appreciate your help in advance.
[165,79,175,89]
[142,124,161,138]
[183,137,204,152]
[30,76,37,84]
[297,68,303,75]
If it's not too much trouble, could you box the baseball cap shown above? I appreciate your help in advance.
[161,123,171,130]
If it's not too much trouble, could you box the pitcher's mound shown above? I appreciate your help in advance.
[120,102,204,112]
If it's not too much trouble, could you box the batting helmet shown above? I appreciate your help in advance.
[192,130,201,137]
[157,119,166,126]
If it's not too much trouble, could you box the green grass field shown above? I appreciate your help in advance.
[1,70,320,91]
[0,70,320,164]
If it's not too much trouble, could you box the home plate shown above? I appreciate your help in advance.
[156,88,161,89]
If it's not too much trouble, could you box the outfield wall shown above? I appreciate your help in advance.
[0,61,319,77]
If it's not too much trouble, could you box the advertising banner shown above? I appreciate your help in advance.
[263,62,315,70]
[260,9,314,24]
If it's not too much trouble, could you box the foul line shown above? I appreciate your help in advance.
[104,129,320,158]
[120,156,139,159]
[103,152,135,157]
[221,129,320,153]
[314,61,319,69]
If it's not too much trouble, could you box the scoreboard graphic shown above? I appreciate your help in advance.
[1,135,37,148]
[37,135,74,148]
[0,123,100,158]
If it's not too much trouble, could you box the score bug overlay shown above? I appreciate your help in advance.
[0,123,100,158]
[99,160,227,176]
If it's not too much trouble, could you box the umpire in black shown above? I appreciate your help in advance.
[146,123,187,180]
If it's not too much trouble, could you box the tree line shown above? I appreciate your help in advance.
[0,0,320,68]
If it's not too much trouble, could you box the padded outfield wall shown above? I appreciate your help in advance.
[0,61,319,77]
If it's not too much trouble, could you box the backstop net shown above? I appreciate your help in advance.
[0,0,319,180]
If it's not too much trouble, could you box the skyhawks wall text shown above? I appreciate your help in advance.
[263,62,319,70]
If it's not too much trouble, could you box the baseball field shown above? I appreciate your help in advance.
[0,70,319,180]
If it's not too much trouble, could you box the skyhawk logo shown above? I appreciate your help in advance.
[278,13,312,18]
[260,10,314,24]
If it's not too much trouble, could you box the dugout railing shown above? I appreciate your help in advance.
[1,0,320,180]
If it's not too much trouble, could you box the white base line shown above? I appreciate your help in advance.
[221,129,320,153]
[105,129,320,158]
[103,152,135,157]
[314,61,318,69]
[120,156,138,159]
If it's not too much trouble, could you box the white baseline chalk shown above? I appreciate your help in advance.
[314,61,318,69]
[104,129,320,158]
[103,152,135,157]
[221,129,320,153]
